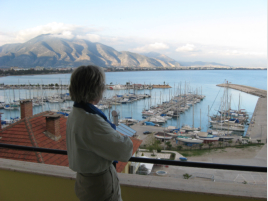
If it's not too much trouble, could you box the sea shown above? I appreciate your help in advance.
[0,70,267,135]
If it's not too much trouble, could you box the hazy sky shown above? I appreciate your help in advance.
[0,0,267,67]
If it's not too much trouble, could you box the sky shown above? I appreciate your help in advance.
[0,0,267,67]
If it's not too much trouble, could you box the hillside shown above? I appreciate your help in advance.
[0,34,181,68]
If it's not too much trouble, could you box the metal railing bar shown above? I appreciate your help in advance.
[0,143,67,155]
[0,143,266,173]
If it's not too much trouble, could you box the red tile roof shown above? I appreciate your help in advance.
[0,111,142,173]
[0,111,68,165]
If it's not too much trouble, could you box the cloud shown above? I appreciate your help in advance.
[176,44,200,52]
[0,22,102,45]
[149,42,169,50]
[16,22,78,41]
[223,50,266,56]
[77,34,101,42]
[132,42,169,52]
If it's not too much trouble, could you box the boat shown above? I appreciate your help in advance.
[119,118,138,125]
[109,84,126,90]
[142,109,155,116]
[164,126,177,132]
[150,117,165,124]
[4,104,19,110]
[179,157,188,161]
[155,135,172,140]
[211,124,245,132]
[177,137,203,144]
[181,125,201,132]
[195,135,219,142]
[207,130,233,136]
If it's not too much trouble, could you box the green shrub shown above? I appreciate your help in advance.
[177,145,183,150]
[170,153,176,160]
[183,173,192,179]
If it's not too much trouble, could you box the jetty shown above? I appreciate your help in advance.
[152,84,171,89]
[136,94,202,126]
[217,83,267,141]
[217,83,267,98]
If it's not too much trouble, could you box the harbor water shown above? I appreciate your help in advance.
[0,70,266,134]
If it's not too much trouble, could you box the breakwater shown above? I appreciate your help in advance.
[217,83,267,98]
[217,83,267,140]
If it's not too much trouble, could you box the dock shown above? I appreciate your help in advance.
[217,83,267,141]
[135,94,199,126]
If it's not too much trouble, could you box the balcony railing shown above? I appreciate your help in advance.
[0,143,266,172]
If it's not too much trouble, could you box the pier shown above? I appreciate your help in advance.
[217,83,267,141]
[135,94,201,126]
[217,83,267,98]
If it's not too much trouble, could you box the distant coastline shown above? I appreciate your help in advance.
[0,67,266,78]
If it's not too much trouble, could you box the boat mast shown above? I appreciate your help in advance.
[200,109,201,130]
[238,93,240,111]
[18,79,20,100]
[41,82,44,112]
[192,101,194,128]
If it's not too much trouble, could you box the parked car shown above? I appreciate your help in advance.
[143,131,151,134]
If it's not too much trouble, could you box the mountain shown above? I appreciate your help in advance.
[142,52,229,67]
[178,61,230,67]
[141,52,181,67]
[0,34,181,68]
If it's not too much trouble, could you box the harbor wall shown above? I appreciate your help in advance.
[217,83,267,141]
[246,97,267,141]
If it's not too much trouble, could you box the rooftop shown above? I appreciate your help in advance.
[0,111,142,172]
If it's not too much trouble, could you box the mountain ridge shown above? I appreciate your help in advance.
[0,35,181,68]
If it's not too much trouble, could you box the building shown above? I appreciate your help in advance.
[35,66,45,71]
[0,99,142,173]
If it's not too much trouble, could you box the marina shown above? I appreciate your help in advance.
[0,70,266,141]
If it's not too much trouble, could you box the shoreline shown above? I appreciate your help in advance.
[0,68,266,78]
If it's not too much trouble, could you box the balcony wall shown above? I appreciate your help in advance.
[0,158,266,201]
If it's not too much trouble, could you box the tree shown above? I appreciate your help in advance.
[199,143,204,150]
[257,139,261,144]
[208,143,213,149]
[177,145,183,151]
[218,142,223,147]
[228,140,233,146]
[166,141,172,150]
